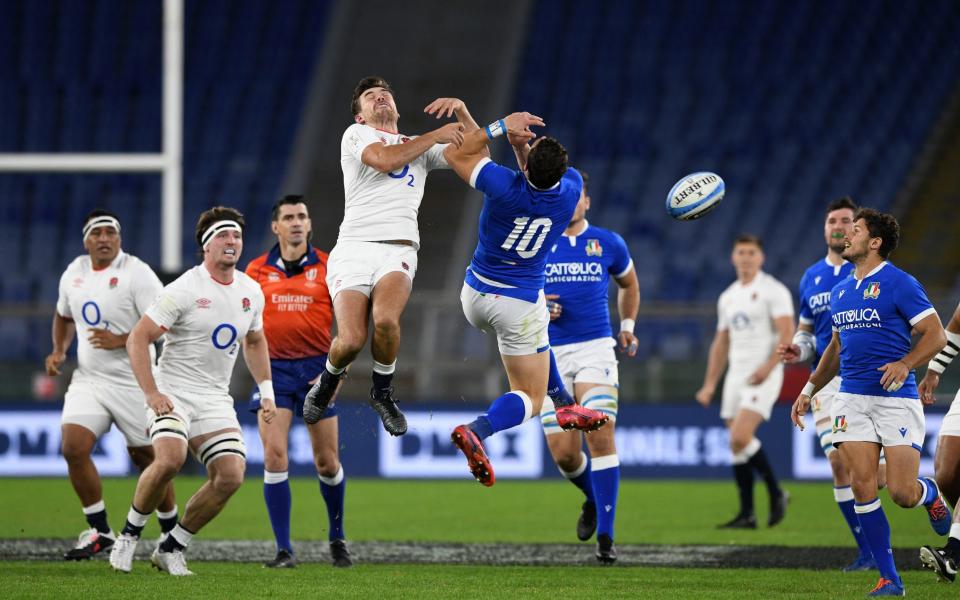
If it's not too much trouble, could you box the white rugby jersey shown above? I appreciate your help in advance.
[338,123,449,249]
[145,265,264,396]
[56,250,162,387]
[717,271,794,370]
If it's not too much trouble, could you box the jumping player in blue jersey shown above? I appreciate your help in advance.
[780,196,886,572]
[442,112,610,487]
[793,208,950,597]
[538,170,639,563]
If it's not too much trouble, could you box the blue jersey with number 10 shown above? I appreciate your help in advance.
[464,158,582,303]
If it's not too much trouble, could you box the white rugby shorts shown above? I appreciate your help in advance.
[830,391,925,450]
[939,389,960,438]
[720,364,784,421]
[326,240,418,299]
[811,376,841,456]
[150,385,241,441]
[62,375,151,447]
[540,337,620,434]
[460,283,548,356]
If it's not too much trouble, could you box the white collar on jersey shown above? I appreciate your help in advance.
[853,260,887,287]
[823,255,848,276]
[563,220,589,244]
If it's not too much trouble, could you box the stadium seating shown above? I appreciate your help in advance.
[515,0,960,308]
[0,0,330,360]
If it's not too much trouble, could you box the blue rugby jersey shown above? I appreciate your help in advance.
[830,262,937,398]
[544,222,632,346]
[464,158,582,302]
[797,258,854,367]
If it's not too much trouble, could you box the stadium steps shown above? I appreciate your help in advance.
[894,81,960,299]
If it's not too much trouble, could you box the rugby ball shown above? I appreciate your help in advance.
[665,172,725,220]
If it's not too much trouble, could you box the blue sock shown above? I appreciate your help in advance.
[547,350,574,407]
[918,476,939,506]
[592,455,620,539]
[561,452,596,503]
[263,473,292,552]
[855,498,901,585]
[834,486,871,559]
[319,466,346,541]
[469,392,528,440]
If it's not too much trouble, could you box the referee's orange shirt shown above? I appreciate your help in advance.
[245,245,332,360]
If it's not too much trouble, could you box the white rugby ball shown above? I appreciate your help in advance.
[665,172,725,220]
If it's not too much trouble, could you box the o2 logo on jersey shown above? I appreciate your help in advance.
[387,165,415,187]
[211,323,239,355]
[501,217,553,259]
[81,301,102,326]
[730,312,751,330]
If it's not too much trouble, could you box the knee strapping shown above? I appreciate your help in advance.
[195,431,246,468]
[580,386,618,422]
[150,415,188,442]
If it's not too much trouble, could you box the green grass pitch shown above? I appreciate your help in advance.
[1,477,956,598]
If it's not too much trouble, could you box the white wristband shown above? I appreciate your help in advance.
[801,381,816,397]
[620,319,635,334]
[791,330,815,363]
[258,379,275,400]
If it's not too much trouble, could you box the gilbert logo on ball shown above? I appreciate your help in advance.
[666,172,725,220]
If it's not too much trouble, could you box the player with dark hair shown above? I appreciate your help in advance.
[443,112,610,488]
[303,76,475,436]
[918,300,960,583]
[245,195,351,568]
[539,170,640,563]
[780,196,888,571]
[48,210,178,560]
[698,234,794,529]
[793,208,950,596]
[110,206,275,576]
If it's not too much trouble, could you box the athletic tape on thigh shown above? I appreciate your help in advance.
[195,431,246,468]
[580,386,619,421]
[149,415,188,442]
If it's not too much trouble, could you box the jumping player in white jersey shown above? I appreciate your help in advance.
[108,207,276,576]
[919,300,960,583]
[792,208,950,597]
[304,76,476,436]
[538,171,640,563]
[47,210,177,560]
[697,235,793,529]
[443,111,610,489]
[780,196,887,572]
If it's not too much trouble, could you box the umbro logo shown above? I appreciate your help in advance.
[196,298,212,308]
[899,427,907,438]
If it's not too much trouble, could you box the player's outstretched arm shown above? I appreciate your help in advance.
[45,312,76,376]
[361,122,465,174]
[241,329,276,424]
[615,267,640,357]
[424,97,480,132]
[444,112,544,184]
[696,329,729,407]
[126,315,174,415]
[919,303,960,404]
[879,313,946,393]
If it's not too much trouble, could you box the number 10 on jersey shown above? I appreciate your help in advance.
[500,217,553,258]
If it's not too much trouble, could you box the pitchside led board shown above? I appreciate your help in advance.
[0,403,945,479]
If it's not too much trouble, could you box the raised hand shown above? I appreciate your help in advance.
[424,97,466,119]
[503,112,545,143]
[434,122,465,147]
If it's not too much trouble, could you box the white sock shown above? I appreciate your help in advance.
[372,360,396,375]
[83,500,106,515]
[326,358,345,375]
[169,524,193,548]
[950,522,960,542]
[319,465,345,486]
[156,507,178,520]
[264,470,289,484]
[126,506,150,528]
